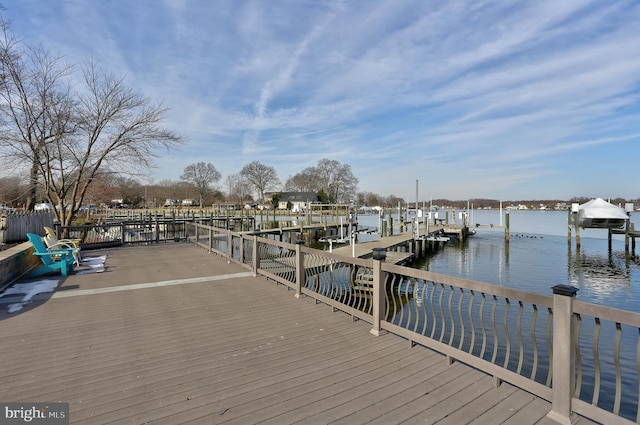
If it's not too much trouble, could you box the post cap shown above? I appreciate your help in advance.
[552,284,578,297]
[372,247,387,261]
[295,240,305,245]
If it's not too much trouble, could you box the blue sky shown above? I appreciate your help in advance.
[4,0,640,201]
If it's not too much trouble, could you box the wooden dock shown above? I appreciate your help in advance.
[330,223,470,264]
[331,231,416,264]
[0,244,595,424]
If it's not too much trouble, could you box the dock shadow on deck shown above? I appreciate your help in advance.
[0,244,593,424]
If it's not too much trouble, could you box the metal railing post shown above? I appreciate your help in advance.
[227,231,232,263]
[370,247,387,336]
[294,240,305,298]
[547,284,579,425]
[208,226,212,253]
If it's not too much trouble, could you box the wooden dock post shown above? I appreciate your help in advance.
[624,203,634,255]
[575,213,580,249]
[505,212,510,242]
[625,218,630,252]
[571,203,580,249]
[567,208,572,245]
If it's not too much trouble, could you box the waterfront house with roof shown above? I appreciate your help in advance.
[277,191,318,212]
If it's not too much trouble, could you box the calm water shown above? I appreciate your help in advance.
[358,210,640,312]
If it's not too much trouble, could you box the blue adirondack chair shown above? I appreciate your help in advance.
[26,233,76,277]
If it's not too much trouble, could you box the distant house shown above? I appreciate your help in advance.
[110,199,124,207]
[277,192,318,212]
[34,202,53,212]
[181,199,198,206]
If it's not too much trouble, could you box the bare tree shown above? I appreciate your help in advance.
[83,172,117,206]
[0,34,183,225]
[0,175,29,207]
[180,162,221,207]
[283,167,319,192]
[0,24,75,210]
[111,176,144,207]
[284,159,358,203]
[0,16,183,223]
[239,161,280,204]
[224,173,252,203]
[315,159,358,203]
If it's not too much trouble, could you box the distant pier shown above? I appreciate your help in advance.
[331,223,471,265]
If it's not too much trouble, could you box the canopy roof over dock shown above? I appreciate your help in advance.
[578,198,628,229]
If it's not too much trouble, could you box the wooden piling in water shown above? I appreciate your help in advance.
[505,212,510,242]
[575,212,580,249]
[567,209,572,245]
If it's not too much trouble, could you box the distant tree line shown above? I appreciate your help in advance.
[3,166,637,213]
[0,156,360,211]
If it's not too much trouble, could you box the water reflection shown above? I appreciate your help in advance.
[408,231,640,311]
[567,243,633,306]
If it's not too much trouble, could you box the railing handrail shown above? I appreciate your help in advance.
[382,261,554,309]
[574,299,640,328]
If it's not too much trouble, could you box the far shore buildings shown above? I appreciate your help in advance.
[276,192,318,212]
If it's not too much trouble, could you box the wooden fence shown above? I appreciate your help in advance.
[0,211,54,244]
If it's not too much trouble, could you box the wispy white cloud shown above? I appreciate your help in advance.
[3,0,640,200]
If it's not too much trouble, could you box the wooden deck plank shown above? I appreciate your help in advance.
[163,346,432,425]
[70,332,386,422]
[364,368,490,425]
[62,301,388,422]
[149,341,410,424]
[467,388,537,425]
[235,349,437,425]
[7,290,373,403]
[0,243,576,425]
[84,332,405,424]
[399,374,496,425]
[502,397,556,424]
[431,381,519,425]
[327,361,471,425]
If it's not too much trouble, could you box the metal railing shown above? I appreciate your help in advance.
[188,222,639,424]
[55,220,189,248]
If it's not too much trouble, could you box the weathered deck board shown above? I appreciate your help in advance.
[0,244,597,424]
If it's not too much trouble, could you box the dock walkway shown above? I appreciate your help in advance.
[330,224,465,264]
[331,231,417,264]
[0,244,593,424]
